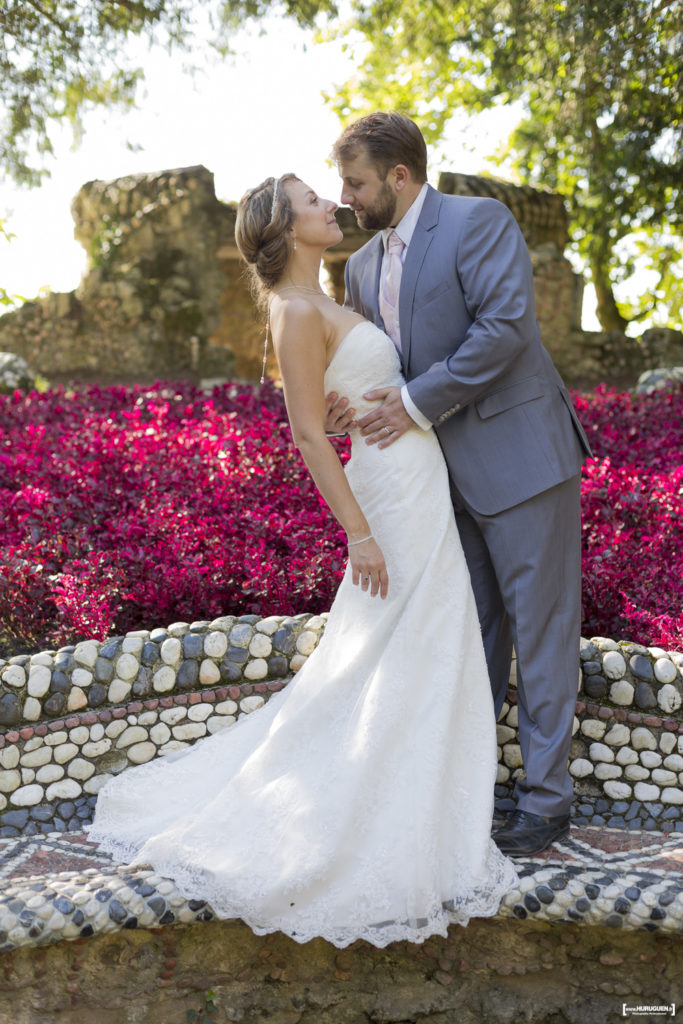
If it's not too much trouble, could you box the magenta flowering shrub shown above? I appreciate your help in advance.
[0,382,348,646]
[0,380,681,650]
[575,385,683,649]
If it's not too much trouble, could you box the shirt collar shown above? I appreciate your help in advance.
[382,182,429,251]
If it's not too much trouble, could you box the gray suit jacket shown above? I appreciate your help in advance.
[344,184,592,515]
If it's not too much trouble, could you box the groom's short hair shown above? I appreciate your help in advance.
[332,112,428,184]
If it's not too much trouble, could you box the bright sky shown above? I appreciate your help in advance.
[0,13,601,328]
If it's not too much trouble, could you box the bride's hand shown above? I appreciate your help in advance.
[325,391,356,435]
[349,537,389,599]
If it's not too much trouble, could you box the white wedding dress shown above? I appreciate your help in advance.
[88,321,517,948]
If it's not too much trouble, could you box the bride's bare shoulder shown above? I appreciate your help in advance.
[270,296,331,364]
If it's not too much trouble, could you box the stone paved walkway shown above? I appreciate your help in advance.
[0,825,681,954]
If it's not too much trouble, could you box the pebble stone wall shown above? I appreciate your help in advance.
[495,636,683,831]
[1,616,682,837]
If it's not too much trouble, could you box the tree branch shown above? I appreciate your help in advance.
[22,0,73,38]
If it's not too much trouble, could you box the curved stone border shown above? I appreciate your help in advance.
[0,613,326,726]
[579,637,683,716]
[0,837,216,952]
[0,826,681,955]
[498,829,683,932]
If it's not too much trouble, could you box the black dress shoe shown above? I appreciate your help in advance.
[491,809,510,831]
[492,809,570,857]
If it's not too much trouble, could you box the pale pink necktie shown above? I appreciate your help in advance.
[380,229,405,350]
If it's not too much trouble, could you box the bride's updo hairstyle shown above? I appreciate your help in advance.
[235,173,298,309]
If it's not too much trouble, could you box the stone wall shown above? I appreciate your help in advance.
[4,164,678,390]
[551,325,683,391]
[0,167,238,384]
[0,914,680,1024]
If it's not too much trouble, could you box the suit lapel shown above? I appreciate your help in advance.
[399,185,442,368]
[359,235,385,329]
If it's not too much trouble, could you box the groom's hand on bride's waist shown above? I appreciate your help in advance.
[358,387,413,448]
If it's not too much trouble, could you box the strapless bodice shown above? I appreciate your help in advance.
[324,321,404,420]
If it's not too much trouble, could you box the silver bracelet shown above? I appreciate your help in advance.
[348,533,373,547]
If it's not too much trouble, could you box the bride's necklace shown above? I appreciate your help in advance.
[275,285,334,299]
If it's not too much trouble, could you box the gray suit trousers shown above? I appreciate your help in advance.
[451,472,582,817]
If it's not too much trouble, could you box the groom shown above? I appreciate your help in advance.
[326,112,592,857]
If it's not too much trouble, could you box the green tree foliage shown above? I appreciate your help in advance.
[326,0,683,331]
[0,0,334,187]
[0,220,22,306]
[2,0,180,185]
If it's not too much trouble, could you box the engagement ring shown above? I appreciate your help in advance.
[383,426,391,435]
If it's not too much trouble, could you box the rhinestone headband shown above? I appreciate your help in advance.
[269,177,280,221]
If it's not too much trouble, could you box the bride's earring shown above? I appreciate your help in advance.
[292,237,297,250]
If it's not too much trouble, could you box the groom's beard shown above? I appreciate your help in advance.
[354,180,397,231]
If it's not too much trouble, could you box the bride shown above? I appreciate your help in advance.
[88,173,518,948]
